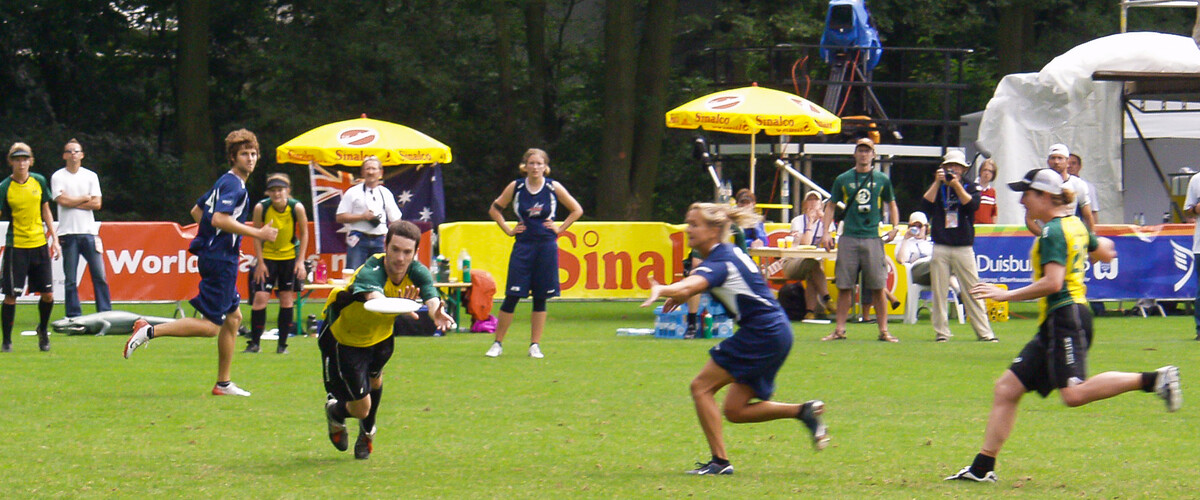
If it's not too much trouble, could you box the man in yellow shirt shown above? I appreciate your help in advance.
[0,143,60,352]
[321,220,453,459]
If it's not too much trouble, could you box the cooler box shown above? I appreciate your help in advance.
[985,283,1009,322]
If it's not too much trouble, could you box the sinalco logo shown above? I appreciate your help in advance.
[705,95,744,111]
[337,128,379,147]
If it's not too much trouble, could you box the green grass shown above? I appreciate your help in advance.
[1,301,1197,498]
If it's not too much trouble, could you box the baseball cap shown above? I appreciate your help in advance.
[855,137,875,150]
[908,211,928,226]
[1008,168,1063,194]
[265,177,290,189]
[940,150,969,168]
[7,143,32,158]
[1047,143,1070,158]
[803,191,822,201]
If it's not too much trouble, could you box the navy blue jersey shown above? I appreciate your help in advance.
[189,171,250,263]
[513,177,558,243]
[691,243,788,330]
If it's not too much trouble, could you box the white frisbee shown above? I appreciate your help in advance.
[363,297,423,315]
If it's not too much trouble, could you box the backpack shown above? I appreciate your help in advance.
[463,269,497,321]
[777,282,807,321]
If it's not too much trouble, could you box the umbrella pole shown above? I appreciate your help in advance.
[749,133,756,194]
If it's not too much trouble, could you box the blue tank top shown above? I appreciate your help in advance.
[513,177,558,242]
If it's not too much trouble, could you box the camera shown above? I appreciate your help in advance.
[943,167,955,182]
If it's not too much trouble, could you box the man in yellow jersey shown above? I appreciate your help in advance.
[0,143,60,352]
[321,220,453,459]
[245,173,309,354]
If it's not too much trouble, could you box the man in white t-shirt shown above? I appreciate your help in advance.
[51,138,111,317]
[1044,144,1095,230]
[335,155,402,272]
[1183,172,1200,340]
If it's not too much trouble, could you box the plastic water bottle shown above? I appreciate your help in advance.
[702,312,713,339]
[1163,211,1171,224]
[459,249,472,284]
[719,180,732,203]
[305,314,318,335]
[436,254,450,282]
[430,259,440,282]
[314,261,327,283]
[1136,212,1145,226]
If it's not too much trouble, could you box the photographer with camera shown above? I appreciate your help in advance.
[820,138,900,342]
[336,156,403,272]
[919,150,995,342]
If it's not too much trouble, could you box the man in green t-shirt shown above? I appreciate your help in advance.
[819,138,900,342]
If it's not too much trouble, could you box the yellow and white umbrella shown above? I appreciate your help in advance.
[666,84,840,191]
[276,115,452,166]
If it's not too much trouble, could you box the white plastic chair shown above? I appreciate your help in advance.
[903,258,964,325]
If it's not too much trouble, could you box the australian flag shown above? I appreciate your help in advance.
[309,163,445,253]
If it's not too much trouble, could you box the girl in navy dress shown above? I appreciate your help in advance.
[643,202,828,475]
[485,148,583,359]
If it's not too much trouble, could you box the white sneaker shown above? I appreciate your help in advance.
[529,344,544,359]
[945,465,997,483]
[485,342,502,358]
[123,319,151,359]
[1155,365,1182,412]
[212,381,252,397]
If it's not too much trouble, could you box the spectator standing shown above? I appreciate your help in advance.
[1068,153,1105,316]
[1183,171,1200,340]
[975,159,998,224]
[1043,144,1095,230]
[52,138,111,318]
[245,173,309,354]
[336,156,402,272]
[920,150,996,342]
[819,138,900,342]
[0,143,60,352]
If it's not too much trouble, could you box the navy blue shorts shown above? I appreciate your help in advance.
[709,318,794,400]
[505,239,560,299]
[190,257,241,325]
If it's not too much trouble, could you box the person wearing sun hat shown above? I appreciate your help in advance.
[919,149,995,342]
[947,167,1180,483]
[0,142,60,352]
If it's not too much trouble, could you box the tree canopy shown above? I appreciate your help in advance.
[0,0,1191,224]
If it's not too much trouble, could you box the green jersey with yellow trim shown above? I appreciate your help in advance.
[1031,216,1097,324]
[323,254,438,348]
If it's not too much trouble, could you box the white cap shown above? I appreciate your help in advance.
[1047,143,1070,158]
[908,211,928,225]
[1008,168,1063,195]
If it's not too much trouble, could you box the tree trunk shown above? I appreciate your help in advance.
[491,3,519,159]
[597,0,637,220]
[525,0,551,145]
[628,0,677,220]
[177,0,214,198]
[995,3,1026,76]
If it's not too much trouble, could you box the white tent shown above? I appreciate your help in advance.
[976,32,1200,224]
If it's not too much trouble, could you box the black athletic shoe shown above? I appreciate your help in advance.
[684,323,699,340]
[1,343,10,353]
[243,342,260,354]
[37,329,49,352]
[798,400,829,451]
[325,399,348,451]
[276,345,288,354]
[354,426,375,459]
[686,460,733,475]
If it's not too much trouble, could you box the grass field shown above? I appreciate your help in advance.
[1,300,1196,498]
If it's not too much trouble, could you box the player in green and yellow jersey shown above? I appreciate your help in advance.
[320,220,454,459]
[946,168,1181,484]
[0,143,60,352]
[246,173,309,354]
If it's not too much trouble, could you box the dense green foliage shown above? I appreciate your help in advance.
[0,1,1192,223]
[0,301,1196,497]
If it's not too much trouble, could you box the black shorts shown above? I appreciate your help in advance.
[1010,303,1093,397]
[248,258,302,296]
[1,245,53,296]
[319,327,394,403]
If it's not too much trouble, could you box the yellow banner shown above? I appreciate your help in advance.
[440,222,689,299]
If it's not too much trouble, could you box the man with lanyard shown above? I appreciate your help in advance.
[0,143,60,352]
[919,150,996,342]
[336,156,402,272]
[820,138,900,342]
[321,220,454,459]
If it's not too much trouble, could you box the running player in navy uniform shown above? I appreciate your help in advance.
[245,173,309,354]
[124,129,279,397]
[643,202,829,475]
[946,169,1181,483]
[485,148,582,359]
[320,220,454,459]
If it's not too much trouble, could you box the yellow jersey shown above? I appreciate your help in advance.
[0,174,52,249]
[259,198,299,260]
[323,253,438,347]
